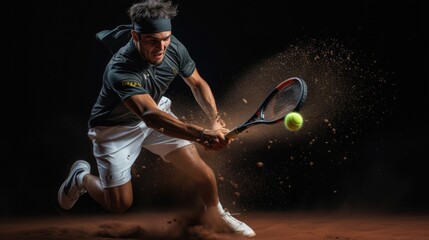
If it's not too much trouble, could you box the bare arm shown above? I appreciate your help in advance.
[183,68,226,130]
[124,94,228,150]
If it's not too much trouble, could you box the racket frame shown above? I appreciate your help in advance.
[226,77,307,139]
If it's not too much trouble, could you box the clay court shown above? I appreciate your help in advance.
[1,210,429,240]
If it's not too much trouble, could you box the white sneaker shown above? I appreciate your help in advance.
[218,203,256,237]
[58,160,91,210]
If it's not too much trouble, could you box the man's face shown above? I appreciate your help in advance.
[137,31,172,65]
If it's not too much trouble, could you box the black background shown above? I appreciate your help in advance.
[3,0,427,216]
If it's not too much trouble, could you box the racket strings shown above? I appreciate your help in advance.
[263,83,302,121]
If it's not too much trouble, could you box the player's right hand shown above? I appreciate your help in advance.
[199,128,230,151]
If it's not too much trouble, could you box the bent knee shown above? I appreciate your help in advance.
[103,182,133,213]
[106,199,133,213]
[195,168,216,185]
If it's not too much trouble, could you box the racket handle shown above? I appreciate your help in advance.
[225,128,240,140]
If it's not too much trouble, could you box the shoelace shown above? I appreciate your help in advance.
[69,189,87,201]
[219,209,255,236]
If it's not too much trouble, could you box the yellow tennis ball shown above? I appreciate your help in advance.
[284,112,303,131]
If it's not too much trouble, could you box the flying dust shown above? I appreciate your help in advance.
[215,37,393,211]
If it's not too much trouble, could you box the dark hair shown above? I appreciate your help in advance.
[128,0,178,23]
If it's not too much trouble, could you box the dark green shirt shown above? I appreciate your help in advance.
[89,35,196,128]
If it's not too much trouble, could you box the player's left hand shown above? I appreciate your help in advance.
[211,114,226,130]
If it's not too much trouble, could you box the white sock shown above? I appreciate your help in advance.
[217,201,227,214]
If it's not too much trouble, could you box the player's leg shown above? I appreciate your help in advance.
[164,145,256,237]
[83,175,133,213]
[164,144,218,206]
[144,96,255,237]
[58,120,145,212]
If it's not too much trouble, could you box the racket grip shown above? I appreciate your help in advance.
[225,129,240,140]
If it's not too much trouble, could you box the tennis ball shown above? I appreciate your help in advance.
[284,112,303,131]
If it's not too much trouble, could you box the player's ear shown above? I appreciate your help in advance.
[131,30,140,41]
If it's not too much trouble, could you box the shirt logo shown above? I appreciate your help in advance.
[143,72,149,80]
[121,81,142,87]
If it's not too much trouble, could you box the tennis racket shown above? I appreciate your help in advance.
[225,77,308,140]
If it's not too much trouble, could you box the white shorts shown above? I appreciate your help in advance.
[87,96,193,188]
